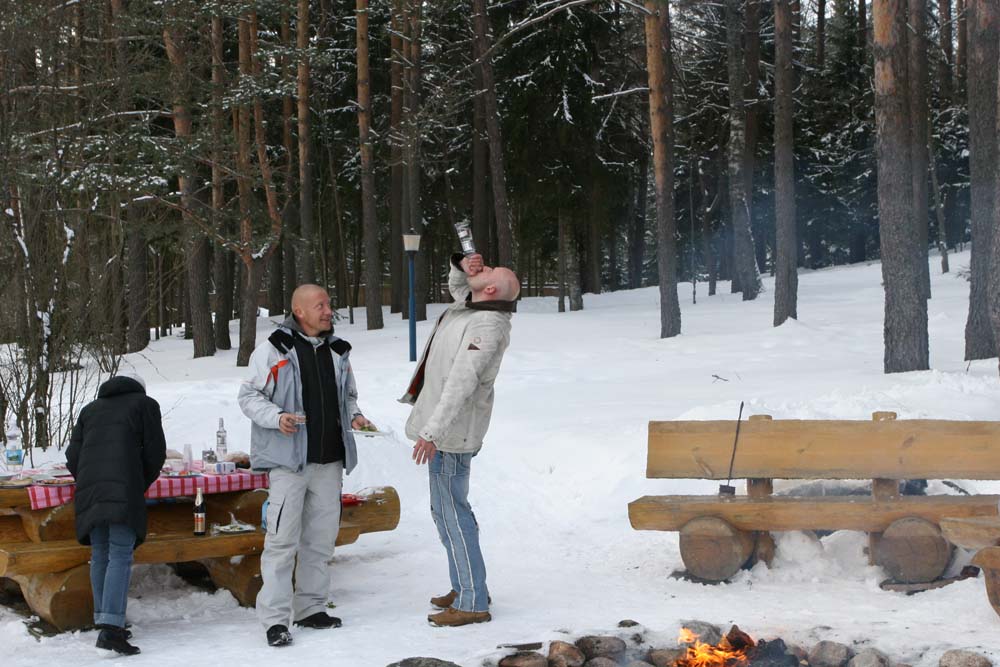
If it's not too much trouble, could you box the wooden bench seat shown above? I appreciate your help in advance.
[0,532,265,577]
[630,494,1000,532]
[628,412,1000,588]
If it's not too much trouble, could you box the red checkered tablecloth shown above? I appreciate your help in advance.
[26,471,270,510]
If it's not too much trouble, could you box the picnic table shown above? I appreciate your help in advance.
[0,470,400,630]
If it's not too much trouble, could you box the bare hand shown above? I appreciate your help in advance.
[412,438,437,465]
[278,413,300,435]
[460,254,484,276]
[352,415,374,431]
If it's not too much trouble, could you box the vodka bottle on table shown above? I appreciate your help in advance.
[216,418,227,459]
[4,427,23,475]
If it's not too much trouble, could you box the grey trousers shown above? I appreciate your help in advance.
[256,462,343,629]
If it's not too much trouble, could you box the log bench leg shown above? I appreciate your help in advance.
[972,548,1000,620]
[679,517,757,582]
[201,554,262,607]
[11,565,93,631]
[873,517,952,583]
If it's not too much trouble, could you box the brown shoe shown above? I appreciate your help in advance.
[430,590,457,609]
[427,608,491,627]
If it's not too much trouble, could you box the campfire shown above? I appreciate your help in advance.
[675,626,755,667]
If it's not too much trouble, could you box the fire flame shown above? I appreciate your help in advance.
[675,628,750,667]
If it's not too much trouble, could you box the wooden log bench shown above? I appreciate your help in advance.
[940,516,1000,620]
[0,485,400,630]
[628,412,1000,584]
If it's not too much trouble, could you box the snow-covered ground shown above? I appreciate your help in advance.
[4,249,1000,667]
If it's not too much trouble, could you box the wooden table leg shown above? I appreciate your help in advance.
[11,564,93,631]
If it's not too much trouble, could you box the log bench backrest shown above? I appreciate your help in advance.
[647,416,1000,480]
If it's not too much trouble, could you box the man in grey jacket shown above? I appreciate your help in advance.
[400,252,518,627]
[238,284,373,647]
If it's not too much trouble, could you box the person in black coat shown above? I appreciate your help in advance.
[66,372,166,656]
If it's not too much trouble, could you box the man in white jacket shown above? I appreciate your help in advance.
[400,252,518,627]
[238,284,373,647]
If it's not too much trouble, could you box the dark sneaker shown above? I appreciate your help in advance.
[427,608,492,627]
[96,626,141,656]
[266,624,293,647]
[294,612,342,629]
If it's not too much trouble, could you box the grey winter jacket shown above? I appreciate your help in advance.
[399,261,513,454]
[238,316,362,474]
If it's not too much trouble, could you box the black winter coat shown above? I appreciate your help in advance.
[65,377,167,546]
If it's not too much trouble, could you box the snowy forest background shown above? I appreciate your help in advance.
[1,0,999,456]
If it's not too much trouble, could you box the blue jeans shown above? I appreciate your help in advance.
[89,523,136,628]
[429,451,489,612]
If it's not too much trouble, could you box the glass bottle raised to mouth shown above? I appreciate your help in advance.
[454,220,476,256]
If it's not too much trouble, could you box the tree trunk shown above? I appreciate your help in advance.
[991,37,1000,376]
[297,0,315,284]
[629,154,648,290]
[957,0,968,92]
[389,0,404,313]
[558,209,567,312]
[235,11,284,366]
[125,204,149,353]
[927,115,951,273]
[873,0,929,373]
[743,0,763,268]
[472,56,490,265]
[939,0,954,100]
[238,263,264,367]
[402,0,427,320]
[472,0,514,268]
[280,12,297,305]
[645,0,681,336]
[357,0,383,330]
[817,0,827,70]
[774,0,798,327]
[566,219,583,312]
[726,0,762,300]
[910,0,931,299]
[964,0,999,360]
[268,244,285,315]
[282,203,298,310]
[211,14,232,350]
[163,13,214,358]
[860,0,868,54]
[587,172,603,294]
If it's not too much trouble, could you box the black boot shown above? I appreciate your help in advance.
[266,624,293,647]
[293,612,342,629]
[96,626,141,656]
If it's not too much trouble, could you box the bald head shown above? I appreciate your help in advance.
[291,284,333,336]
[468,266,520,302]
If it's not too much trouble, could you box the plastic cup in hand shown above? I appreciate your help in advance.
[293,412,307,425]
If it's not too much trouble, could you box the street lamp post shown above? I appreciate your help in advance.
[402,230,421,362]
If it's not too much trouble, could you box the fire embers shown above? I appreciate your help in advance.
[676,626,801,667]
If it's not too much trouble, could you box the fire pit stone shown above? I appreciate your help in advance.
[808,640,855,667]
[626,662,657,667]
[584,658,620,667]
[576,636,628,660]
[939,649,993,667]
[847,648,891,667]
[549,640,586,667]
[386,659,462,667]
[497,651,546,667]
[648,647,687,667]
[678,621,723,646]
